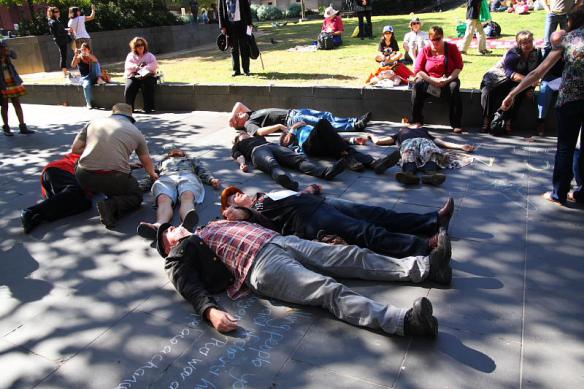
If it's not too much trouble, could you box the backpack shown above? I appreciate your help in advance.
[483,21,502,38]
[317,32,335,50]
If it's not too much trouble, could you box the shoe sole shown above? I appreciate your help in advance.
[429,230,452,285]
[137,223,157,241]
[324,160,347,180]
[373,150,401,174]
[396,172,420,185]
[421,174,446,186]
[438,197,455,229]
[413,297,438,337]
[181,210,199,232]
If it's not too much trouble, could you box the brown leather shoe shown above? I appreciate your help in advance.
[437,197,454,229]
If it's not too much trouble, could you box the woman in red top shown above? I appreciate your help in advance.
[410,26,464,133]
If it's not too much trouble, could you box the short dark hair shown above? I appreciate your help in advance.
[68,6,80,18]
[568,3,584,31]
[429,26,444,37]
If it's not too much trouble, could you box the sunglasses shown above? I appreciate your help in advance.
[430,37,443,42]
[411,21,420,25]
[135,43,144,47]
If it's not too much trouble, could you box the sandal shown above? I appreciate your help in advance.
[542,192,565,206]
[2,124,13,136]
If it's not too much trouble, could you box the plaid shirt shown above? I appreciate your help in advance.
[198,220,277,299]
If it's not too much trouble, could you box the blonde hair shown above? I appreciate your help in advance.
[47,6,60,20]
[515,30,533,43]
[129,36,149,54]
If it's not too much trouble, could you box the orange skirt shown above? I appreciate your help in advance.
[1,74,26,98]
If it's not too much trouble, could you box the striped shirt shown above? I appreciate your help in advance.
[198,220,277,299]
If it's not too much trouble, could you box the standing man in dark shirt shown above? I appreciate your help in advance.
[221,185,456,262]
[228,102,372,134]
[218,0,252,76]
[232,132,346,190]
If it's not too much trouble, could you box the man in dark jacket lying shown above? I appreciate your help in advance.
[220,185,455,259]
[158,219,451,336]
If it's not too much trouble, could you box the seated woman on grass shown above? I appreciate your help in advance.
[369,127,476,186]
[321,5,344,46]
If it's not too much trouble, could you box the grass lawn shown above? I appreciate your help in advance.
[25,5,546,89]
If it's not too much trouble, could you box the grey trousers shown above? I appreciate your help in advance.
[247,235,430,335]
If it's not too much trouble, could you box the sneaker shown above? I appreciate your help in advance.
[404,297,438,337]
[427,229,452,285]
[323,158,347,180]
[137,222,158,241]
[421,173,446,186]
[97,78,106,85]
[396,171,419,185]
[276,174,299,191]
[371,150,401,174]
[86,104,94,110]
[97,200,117,229]
[480,49,492,55]
[21,209,42,234]
[345,155,365,172]
[181,209,199,231]
[354,119,367,130]
[19,123,35,134]
[360,111,372,125]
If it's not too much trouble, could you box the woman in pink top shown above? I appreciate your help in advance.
[410,26,464,133]
[124,36,159,113]
[321,5,344,46]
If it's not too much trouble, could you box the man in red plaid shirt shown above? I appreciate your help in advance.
[157,217,452,338]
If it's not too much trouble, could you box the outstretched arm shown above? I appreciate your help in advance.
[256,124,287,136]
[85,4,96,21]
[434,138,476,152]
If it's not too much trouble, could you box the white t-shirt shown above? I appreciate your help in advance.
[403,30,429,49]
[68,16,90,39]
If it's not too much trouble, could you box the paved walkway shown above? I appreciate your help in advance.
[0,105,582,388]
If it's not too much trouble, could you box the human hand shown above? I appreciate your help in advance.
[462,144,476,152]
[240,163,249,172]
[500,95,514,111]
[149,172,159,181]
[129,162,143,169]
[290,121,307,131]
[223,206,249,221]
[221,27,227,35]
[211,178,221,189]
[206,308,238,333]
[303,183,322,195]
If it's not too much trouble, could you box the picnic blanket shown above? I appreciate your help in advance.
[288,45,318,52]
[448,37,544,50]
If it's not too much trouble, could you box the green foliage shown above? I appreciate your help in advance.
[17,11,49,35]
[256,5,283,21]
[250,3,260,21]
[373,0,435,16]
[286,3,301,18]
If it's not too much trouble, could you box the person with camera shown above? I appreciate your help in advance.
[68,4,96,49]
[71,43,106,109]
[124,37,158,113]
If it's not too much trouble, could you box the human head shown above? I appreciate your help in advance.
[233,132,250,145]
[221,186,253,212]
[111,103,134,121]
[428,26,444,49]
[68,6,80,18]
[515,30,534,53]
[567,3,584,31]
[130,37,149,55]
[382,25,394,37]
[323,5,339,19]
[156,224,191,257]
[80,42,92,54]
[167,148,186,157]
[230,112,249,129]
[410,17,422,32]
[47,6,61,20]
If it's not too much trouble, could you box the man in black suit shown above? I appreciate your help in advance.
[218,0,253,76]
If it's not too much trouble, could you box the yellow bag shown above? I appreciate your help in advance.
[351,26,360,38]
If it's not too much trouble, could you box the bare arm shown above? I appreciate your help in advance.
[370,135,396,146]
[71,126,87,154]
[85,4,96,22]
[445,68,462,83]
[434,138,476,152]
[138,153,158,180]
[256,124,287,136]
[71,52,81,68]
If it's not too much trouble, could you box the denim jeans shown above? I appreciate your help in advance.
[287,108,357,132]
[544,13,568,50]
[251,143,326,182]
[537,79,558,119]
[248,235,430,335]
[551,100,584,202]
[80,62,101,107]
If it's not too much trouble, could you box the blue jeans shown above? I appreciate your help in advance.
[544,13,568,50]
[80,62,101,107]
[551,100,584,203]
[248,235,430,335]
[537,80,558,119]
[287,108,357,132]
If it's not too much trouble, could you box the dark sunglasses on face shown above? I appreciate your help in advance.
[431,37,442,42]
[135,43,144,47]
[411,22,420,25]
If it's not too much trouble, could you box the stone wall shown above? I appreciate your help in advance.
[10,23,218,75]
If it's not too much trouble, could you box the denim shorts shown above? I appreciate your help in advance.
[151,173,203,205]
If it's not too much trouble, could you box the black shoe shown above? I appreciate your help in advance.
[428,228,452,285]
[396,171,420,185]
[421,173,446,186]
[354,119,367,130]
[276,174,299,191]
[3,124,13,136]
[345,154,365,172]
[361,111,372,124]
[323,158,347,180]
[232,71,242,77]
[97,200,117,229]
[21,209,42,234]
[371,150,400,174]
[438,197,454,230]
[181,209,199,232]
[404,297,438,337]
[137,222,157,241]
[19,123,35,134]
[244,71,251,76]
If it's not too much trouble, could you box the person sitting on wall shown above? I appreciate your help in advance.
[228,102,371,135]
[321,5,344,47]
[124,36,159,113]
[71,42,106,109]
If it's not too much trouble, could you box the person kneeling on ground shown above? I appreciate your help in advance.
[280,118,400,173]
[21,152,92,233]
[158,219,450,336]
[137,146,221,240]
[229,101,371,135]
[232,131,346,190]
[71,42,106,109]
[221,184,455,261]
[370,126,476,186]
